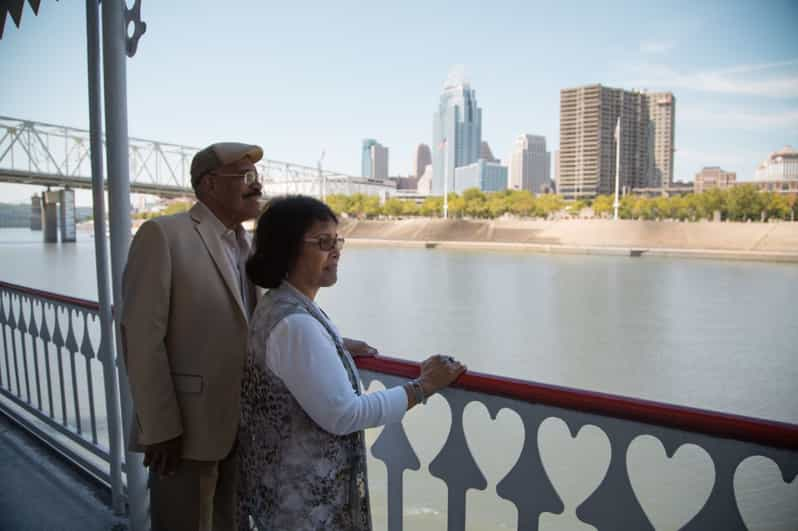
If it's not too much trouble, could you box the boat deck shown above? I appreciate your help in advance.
[0,412,126,531]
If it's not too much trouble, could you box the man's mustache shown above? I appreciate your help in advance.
[243,191,262,199]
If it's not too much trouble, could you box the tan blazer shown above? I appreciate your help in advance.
[120,202,259,461]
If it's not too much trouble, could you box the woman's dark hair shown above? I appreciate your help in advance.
[246,195,338,288]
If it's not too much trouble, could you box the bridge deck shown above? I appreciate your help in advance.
[0,412,126,531]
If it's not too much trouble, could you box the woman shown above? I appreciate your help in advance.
[238,195,465,530]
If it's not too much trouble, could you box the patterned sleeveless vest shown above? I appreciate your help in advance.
[237,283,372,531]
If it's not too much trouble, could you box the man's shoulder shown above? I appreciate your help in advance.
[149,210,194,229]
[139,211,195,238]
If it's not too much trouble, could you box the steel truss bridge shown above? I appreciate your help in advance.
[0,116,396,199]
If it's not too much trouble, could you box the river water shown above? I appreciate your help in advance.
[1,227,796,530]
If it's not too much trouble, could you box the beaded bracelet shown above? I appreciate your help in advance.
[410,379,427,405]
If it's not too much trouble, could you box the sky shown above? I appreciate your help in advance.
[1,0,797,205]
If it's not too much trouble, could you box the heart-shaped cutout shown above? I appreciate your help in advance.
[403,392,452,466]
[462,401,524,484]
[627,436,714,531]
[463,401,525,530]
[402,394,452,528]
[734,455,798,531]
[538,417,611,509]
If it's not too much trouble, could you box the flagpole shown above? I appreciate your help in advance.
[443,144,449,219]
[613,117,621,221]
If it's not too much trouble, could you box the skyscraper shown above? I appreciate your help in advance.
[553,149,560,193]
[480,141,498,163]
[361,139,389,179]
[509,134,550,194]
[432,70,482,195]
[413,143,432,178]
[558,84,675,199]
[649,93,675,187]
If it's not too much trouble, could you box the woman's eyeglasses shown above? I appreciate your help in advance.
[209,169,261,186]
[304,235,345,252]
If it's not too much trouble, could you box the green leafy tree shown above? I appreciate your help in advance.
[446,193,466,218]
[567,200,585,216]
[462,188,490,218]
[700,187,728,220]
[652,196,673,220]
[535,194,564,218]
[401,200,420,216]
[727,184,765,221]
[382,198,404,218]
[506,190,536,217]
[765,193,792,220]
[684,194,702,221]
[592,195,614,217]
[618,195,637,219]
[345,193,367,217]
[669,195,689,221]
[325,194,350,215]
[419,196,443,217]
[486,192,509,218]
[361,195,382,218]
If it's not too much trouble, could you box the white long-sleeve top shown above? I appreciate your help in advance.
[264,303,407,436]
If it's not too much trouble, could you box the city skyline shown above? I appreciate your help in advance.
[1,0,796,205]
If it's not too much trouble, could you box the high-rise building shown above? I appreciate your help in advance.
[649,93,675,187]
[694,167,736,193]
[454,159,507,192]
[432,71,482,195]
[361,139,389,179]
[413,144,432,178]
[480,141,499,163]
[508,134,550,194]
[558,84,675,199]
[553,149,560,193]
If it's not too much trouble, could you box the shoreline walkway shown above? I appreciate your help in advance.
[0,412,126,531]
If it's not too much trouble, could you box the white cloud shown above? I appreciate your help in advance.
[678,148,759,168]
[679,105,798,130]
[628,60,798,98]
[640,40,676,55]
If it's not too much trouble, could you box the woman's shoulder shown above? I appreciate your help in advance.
[251,300,317,337]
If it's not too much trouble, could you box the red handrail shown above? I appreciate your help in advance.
[356,355,798,451]
[2,281,796,451]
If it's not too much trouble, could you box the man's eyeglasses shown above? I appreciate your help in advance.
[209,169,261,186]
[304,235,345,252]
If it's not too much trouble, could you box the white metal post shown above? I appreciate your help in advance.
[85,0,124,514]
[102,1,148,529]
[613,117,621,221]
[318,149,326,201]
[443,140,449,219]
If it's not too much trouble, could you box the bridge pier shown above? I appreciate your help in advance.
[59,189,77,242]
[41,195,58,243]
[30,195,42,230]
[39,189,77,243]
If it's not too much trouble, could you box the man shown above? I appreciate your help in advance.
[121,142,377,531]
[121,142,264,531]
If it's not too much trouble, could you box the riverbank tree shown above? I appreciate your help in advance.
[323,186,797,222]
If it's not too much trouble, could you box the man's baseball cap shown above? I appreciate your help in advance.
[190,142,264,189]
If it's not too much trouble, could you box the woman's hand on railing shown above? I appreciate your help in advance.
[343,337,379,357]
[419,354,467,397]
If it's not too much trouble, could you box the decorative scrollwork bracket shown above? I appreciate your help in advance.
[124,0,147,58]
